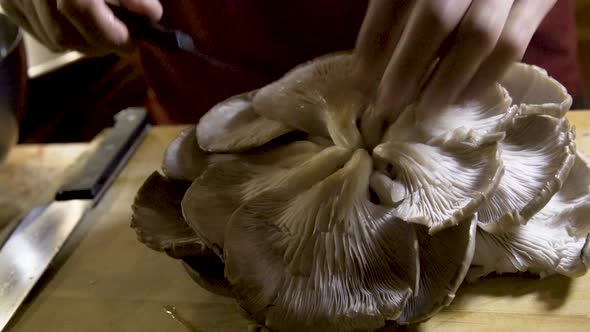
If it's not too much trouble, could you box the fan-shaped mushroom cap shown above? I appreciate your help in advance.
[181,143,350,257]
[499,63,572,118]
[373,137,502,234]
[197,91,293,152]
[477,115,576,232]
[253,54,368,149]
[132,172,204,257]
[399,217,476,324]
[162,127,208,181]
[531,153,590,238]
[224,150,419,331]
[469,152,590,280]
[469,223,589,280]
[132,172,230,296]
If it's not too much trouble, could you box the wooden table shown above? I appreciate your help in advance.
[3,112,590,332]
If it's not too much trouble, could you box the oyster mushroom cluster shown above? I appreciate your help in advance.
[132,53,590,331]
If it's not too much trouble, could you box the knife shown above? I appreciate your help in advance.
[0,107,149,330]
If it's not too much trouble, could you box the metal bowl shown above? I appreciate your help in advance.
[0,13,27,163]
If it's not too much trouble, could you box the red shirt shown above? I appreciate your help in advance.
[138,0,582,124]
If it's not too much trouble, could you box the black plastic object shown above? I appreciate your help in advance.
[55,107,148,201]
[107,3,197,54]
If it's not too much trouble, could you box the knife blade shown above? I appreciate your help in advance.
[0,107,149,330]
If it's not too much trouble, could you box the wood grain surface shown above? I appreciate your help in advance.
[4,113,590,331]
[0,143,89,244]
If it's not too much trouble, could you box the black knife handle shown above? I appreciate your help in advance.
[107,3,192,53]
[55,107,148,201]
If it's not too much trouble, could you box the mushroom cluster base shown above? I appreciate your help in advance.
[132,53,590,331]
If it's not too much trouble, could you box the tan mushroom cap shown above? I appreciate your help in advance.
[499,63,572,118]
[253,53,370,149]
[469,152,590,280]
[469,220,589,280]
[197,91,293,152]
[133,172,232,296]
[161,127,208,181]
[131,171,204,257]
[398,216,477,324]
[181,143,350,256]
[224,150,419,331]
[373,137,502,234]
[476,115,576,232]
[531,153,590,238]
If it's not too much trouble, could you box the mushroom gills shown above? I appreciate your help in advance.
[477,115,576,232]
[224,150,420,331]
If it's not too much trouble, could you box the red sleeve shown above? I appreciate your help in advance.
[139,0,583,124]
[522,0,583,96]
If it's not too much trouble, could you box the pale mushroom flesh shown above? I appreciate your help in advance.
[132,53,590,331]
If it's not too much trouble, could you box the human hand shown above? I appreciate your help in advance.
[0,0,162,55]
[354,0,557,124]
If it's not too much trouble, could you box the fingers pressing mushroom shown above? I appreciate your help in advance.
[477,115,576,232]
[197,91,293,152]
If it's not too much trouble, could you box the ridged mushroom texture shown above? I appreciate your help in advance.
[132,53,590,331]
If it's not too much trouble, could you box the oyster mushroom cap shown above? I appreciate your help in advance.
[399,216,477,324]
[499,63,572,118]
[469,222,589,280]
[131,171,204,258]
[469,153,590,280]
[161,127,208,181]
[253,53,368,149]
[181,160,252,257]
[181,143,350,256]
[382,84,514,147]
[196,90,293,152]
[477,115,576,232]
[373,137,503,234]
[132,172,231,295]
[224,150,420,331]
[531,153,590,237]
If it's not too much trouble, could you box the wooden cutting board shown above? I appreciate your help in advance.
[5,113,590,332]
[0,143,89,244]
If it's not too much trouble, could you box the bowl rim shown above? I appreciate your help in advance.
[0,13,23,61]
